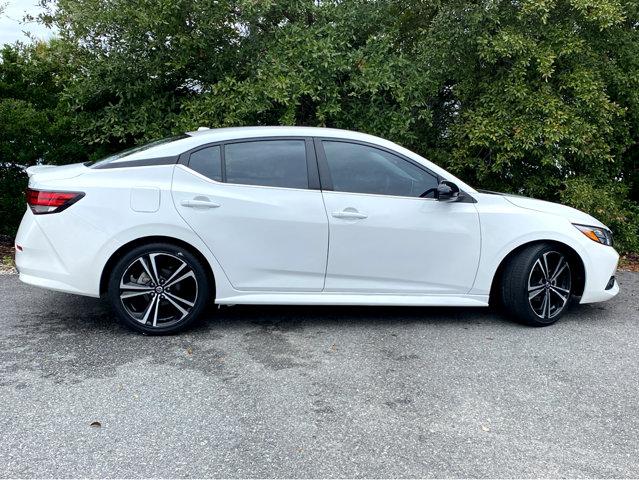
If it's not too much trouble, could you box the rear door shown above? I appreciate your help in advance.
[316,139,481,294]
[172,137,328,291]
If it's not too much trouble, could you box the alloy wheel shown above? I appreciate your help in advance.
[119,252,198,328]
[527,251,571,320]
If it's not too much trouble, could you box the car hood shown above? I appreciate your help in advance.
[497,193,606,228]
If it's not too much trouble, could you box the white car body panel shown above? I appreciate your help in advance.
[18,164,235,299]
[25,163,87,180]
[468,193,619,303]
[172,165,329,292]
[213,292,489,307]
[502,194,605,226]
[15,126,619,312]
[321,191,481,294]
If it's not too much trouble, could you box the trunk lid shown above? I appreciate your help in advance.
[26,163,89,183]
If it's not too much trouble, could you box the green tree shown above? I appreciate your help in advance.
[0,41,84,235]
[40,0,243,154]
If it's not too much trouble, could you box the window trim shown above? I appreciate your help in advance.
[313,137,442,198]
[178,136,320,191]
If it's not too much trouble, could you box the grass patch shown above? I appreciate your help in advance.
[0,240,15,273]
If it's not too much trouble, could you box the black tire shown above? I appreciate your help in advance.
[500,243,573,327]
[107,242,210,335]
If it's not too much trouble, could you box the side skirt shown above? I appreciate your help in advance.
[215,292,489,307]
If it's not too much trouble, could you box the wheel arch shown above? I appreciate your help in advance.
[99,235,216,297]
[489,239,586,305]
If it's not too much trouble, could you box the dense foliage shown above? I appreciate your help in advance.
[1,0,638,252]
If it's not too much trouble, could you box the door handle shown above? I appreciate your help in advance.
[332,209,368,220]
[180,199,220,209]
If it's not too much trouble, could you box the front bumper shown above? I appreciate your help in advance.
[579,242,620,304]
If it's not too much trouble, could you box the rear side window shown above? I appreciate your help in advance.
[322,141,438,197]
[225,140,308,189]
[188,146,222,182]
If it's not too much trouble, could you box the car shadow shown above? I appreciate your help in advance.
[29,289,616,335]
[200,302,499,329]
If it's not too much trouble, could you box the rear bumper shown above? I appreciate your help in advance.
[18,272,96,296]
[14,210,101,297]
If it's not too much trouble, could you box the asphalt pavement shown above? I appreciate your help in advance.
[1,272,638,478]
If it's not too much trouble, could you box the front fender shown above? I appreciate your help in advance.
[470,203,592,296]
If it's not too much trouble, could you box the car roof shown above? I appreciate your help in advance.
[185,126,382,143]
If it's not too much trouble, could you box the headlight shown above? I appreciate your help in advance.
[573,224,614,246]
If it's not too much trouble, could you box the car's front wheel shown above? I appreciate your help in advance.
[501,243,573,327]
[107,243,210,334]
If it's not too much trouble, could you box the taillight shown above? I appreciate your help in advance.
[26,188,85,215]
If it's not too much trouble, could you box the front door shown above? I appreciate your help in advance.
[317,139,481,294]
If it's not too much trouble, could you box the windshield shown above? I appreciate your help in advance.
[85,135,188,168]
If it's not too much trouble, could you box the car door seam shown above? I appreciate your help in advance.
[466,203,483,294]
[169,165,235,288]
[318,182,332,292]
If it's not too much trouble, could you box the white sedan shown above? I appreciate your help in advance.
[15,127,619,334]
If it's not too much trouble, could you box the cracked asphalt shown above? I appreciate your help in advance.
[1,272,638,478]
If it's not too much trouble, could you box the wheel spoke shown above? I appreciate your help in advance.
[549,255,564,280]
[120,282,153,291]
[529,286,545,300]
[139,295,159,324]
[165,270,195,289]
[164,261,187,286]
[541,253,550,279]
[537,291,547,318]
[532,259,545,280]
[551,262,568,282]
[553,285,570,294]
[152,296,160,327]
[165,291,195,307]
[550,287,568,304]
[121,290,152,300]
[149,253,161,283]
[138,257,158,284]
[164,294,189,319]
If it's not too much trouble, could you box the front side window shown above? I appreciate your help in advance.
[322,141,438,197]
[225,140,308,189]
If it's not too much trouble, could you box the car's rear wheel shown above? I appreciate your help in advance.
[501,243,573,326]
[107,243,210,334]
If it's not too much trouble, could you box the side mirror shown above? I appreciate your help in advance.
[436,180,460,201]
